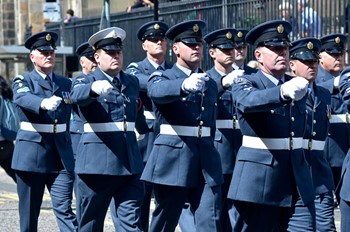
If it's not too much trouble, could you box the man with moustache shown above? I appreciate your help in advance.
[315,33,348,208]
[141,20,224,232]
[227,20,315,231]
[289,37,336,231]
[126,21,171,231]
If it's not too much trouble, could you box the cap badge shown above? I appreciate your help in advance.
[237,31,243,38]
[226,32,232,39]
[193,24,199,32]
[307,42,314,50]
[112,30,117,39]
[154,24,160,30]
[45,34,52,41]
[277,24,284,34]
[335,37,341,44]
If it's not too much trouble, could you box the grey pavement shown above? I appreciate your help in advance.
[0,168,340,231]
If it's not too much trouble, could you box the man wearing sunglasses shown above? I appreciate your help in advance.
[315,33,348,209]
[141,20,224,232]
[289,37,336,231]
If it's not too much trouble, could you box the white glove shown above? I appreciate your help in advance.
[334,75,340,89]
[40,95,62,111]
[91,80,113,96]
[281,76,309,101]
[222,70,245,88]
[181,73,209,93]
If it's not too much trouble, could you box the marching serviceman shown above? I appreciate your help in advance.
[231,29,258,75]
[204,28,244,231]
[337,66,350,232]
[70,27,149,231]
[227,20,315,231]
[315,33,349,208]
[12,31,78,231]
[141,20,224,232]
[289,37,336,231]
[70,41,96,223]
[126,21,171,231]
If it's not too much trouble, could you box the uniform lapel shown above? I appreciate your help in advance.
[52,74,60,93]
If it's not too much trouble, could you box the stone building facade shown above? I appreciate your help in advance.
[0,0,129,78]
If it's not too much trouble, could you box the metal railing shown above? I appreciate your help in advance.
[45,0,350,74]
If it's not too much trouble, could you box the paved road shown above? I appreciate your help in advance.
[0,168,341,231]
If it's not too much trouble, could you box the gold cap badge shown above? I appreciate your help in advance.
[335,37,341,44]
[237,31,243,38]
[307,42,314,50]
[45,34,52,41]
[277,24,284,33]
[154,24,160,30]
[193,24,199,32]
[226,32,232,39]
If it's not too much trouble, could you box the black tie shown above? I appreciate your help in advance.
[278,79,283,86]
[308,88,315,104]
[46,75,53,89]
[113,77,122,90]
[157,66,163,71]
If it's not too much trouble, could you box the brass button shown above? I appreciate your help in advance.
[201,107,205,111]
[290,132,294,136]
[312,131,316,136]
[54,119,58,123]
[124,115,127,119]
[271,110,274,114]
[291,117,295,122]
[199,121,204,126]
[313,120,316,124]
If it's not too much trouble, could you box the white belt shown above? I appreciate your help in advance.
[216,119,240,130]
[329,114,350,124]
[242,135,303,150]
[84,122,135,132]
[302,139,325,151]
[160,124,211,137]
[144,111,155,120]
[20,122,67,133]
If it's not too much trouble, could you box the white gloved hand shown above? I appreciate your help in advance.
[181,73,209,93]
[222,69,245,88]
[334,75,340,89]
[40,95,62,111]
[91,80,113,96]
[280,76,309,101]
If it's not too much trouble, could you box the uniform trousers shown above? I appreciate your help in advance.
[16,170,77,232]
[149,183,222,232]
[340,198,350,232]
[76,173,144,232]
[178,174,232,232]
[314,192,336,231]
[229,198,315,232]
